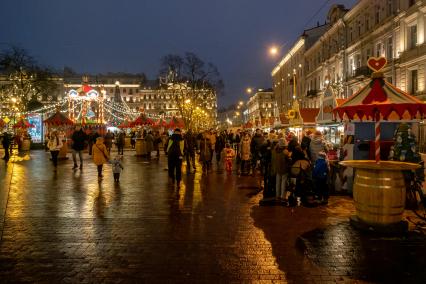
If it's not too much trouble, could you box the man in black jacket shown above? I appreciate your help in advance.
[71,126,87,169]
[2,132,11,162]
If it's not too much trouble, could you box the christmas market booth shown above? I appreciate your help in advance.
[44,111,74,159]
[334,57,426,233]
[316,86,346,145]
[13,118,35,151]
[131,114,154,156]
[287,100,319,141]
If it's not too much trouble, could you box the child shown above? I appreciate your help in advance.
[223,143,235,174]
[111,155,124,183]
[312,151,330,204]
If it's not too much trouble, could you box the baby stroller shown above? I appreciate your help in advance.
[289,159,316,207]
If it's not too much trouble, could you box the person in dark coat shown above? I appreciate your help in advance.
[167,128,185,187]
[116,131,126,155]
[250,129,264,174]
[2,132,11,162]
[215,132,225,168]
[184,129,197,173]
[71,126,87,169]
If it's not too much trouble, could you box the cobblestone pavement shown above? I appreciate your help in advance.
[0,150,425,283]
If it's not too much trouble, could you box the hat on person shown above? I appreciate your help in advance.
[314,130,322,136]
[306,130,313,136]
[174,128,181,133]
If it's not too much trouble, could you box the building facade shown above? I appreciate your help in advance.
[272,0,426,119]
[247,89,276,127]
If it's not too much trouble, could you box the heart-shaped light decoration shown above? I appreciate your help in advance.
[367,57,387,72]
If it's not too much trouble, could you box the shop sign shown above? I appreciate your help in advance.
[344,122,355,135]
[27,114,43,143]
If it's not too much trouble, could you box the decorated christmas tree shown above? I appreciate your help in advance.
[389,123,424,182]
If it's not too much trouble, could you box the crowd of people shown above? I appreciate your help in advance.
[1,125,332,207]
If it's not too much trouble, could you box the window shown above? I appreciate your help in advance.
[123,88,126,93]
[410,70,418,94]
[409,0,416,7]
[129,89,133,95]
[409,25,417,49]
[387,37,393,59]
[375,6,380,24]
[365,15,370,31]
[376,43,382,57]
[387,0,393,16]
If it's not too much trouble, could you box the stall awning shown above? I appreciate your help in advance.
[299,108,319,124]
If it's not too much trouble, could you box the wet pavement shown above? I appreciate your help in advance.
[0,149,425,283]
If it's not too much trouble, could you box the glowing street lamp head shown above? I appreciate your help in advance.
[246,88,252,94]
[239,101,244,106]
[269,46,278,56]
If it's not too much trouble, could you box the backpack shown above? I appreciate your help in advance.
[313,158,328,180]
[168,140,182,157]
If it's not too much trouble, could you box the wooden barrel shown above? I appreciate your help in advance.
[21,138,31,151]
[135,138,147,156]
[354,168,405,225]
[124,137,131,148]
[340,160,420,226]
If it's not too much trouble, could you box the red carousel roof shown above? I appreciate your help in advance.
[13,118,34,129]
[44,112,74,126]
[334,57,426,121]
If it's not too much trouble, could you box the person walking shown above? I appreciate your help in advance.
[167,128,185,187]
[153,131,162,158]
[223,143,235,174]
[130,131,136,149]
[88,130,100,155]
[273,138,291,203]
[184,129,197,173]
[104,130,114,154]
[111,155,124,183]
[92,137,109,179]
[47,131,63,171]
[250,129,264,175]
[239,133,251,176]
[116,131,125,155]
[198,130,212,174]
[215,132,225,169]
[1,131,11,162]
[145,131,154,159]
[71,126,87,169]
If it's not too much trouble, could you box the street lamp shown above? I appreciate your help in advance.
[246,87,253,94]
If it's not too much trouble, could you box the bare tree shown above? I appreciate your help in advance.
[159,52,223,130]
[0,46,58,112]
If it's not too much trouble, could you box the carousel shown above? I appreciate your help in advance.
[334,57,426,233]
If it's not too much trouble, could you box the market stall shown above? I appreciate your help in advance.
[316,86,346,145]
[334,56,426,232]
[131,114,154,156]
[287,100,319,141]
[13,118,34,151]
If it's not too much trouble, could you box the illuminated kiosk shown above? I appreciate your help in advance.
[334,57,426,233]
[67,84,104,125]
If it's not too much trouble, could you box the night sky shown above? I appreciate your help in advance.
[1,0,357,107]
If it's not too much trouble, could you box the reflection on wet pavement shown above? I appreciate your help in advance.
[298,222,426,283]
[0,150,287,282]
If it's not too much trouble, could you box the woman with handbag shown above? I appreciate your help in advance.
[47,131,63,171]
[92,137,110,179]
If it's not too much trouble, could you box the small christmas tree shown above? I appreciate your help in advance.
[389,123,424,182]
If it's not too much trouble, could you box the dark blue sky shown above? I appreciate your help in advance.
[1,0,357,107]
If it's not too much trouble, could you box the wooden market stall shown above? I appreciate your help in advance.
[13,118,34,151]
[287,100,319,141]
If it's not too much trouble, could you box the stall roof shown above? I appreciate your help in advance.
[299,108,319,124]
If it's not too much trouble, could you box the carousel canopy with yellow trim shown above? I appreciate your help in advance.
[333,76,426,121]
